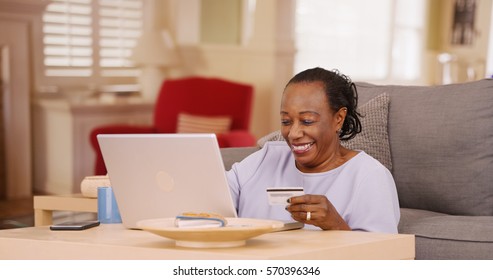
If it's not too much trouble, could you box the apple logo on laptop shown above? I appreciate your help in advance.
[155,171,174,192]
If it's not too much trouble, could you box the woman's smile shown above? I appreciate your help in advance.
[291,142,314,154]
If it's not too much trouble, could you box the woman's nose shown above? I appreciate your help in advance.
[288,122,303,139]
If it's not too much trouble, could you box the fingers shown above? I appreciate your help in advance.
[286,194,326,224]
[285,208,311,224]
[287,194,325,212]
[285,194,350,230]
[288,194,317,205]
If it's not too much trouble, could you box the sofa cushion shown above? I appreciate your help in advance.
[256,93,392,171]
[220,147,259,170]
[356,79,493,216]
[399,208,493,259]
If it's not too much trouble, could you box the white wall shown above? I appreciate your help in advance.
[487,3,493,77]
[165,0,296,138]
[439,0,492,82]
[164,0,493,137]
[0,0,49,198]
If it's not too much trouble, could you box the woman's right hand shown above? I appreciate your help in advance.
[286,194,351,231]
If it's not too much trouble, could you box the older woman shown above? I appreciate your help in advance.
[226,67,400,233]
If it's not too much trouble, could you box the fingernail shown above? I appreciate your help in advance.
[286,198,291,203]
[284,205,288,210]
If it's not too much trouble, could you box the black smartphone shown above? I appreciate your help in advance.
[50,220,100,231]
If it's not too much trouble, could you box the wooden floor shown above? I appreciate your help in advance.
[0,197,34,229]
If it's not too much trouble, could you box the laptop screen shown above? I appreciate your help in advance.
[97,133,238,228]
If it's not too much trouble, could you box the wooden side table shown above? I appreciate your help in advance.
[33,194,97,226]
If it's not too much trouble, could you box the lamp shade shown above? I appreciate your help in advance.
[131,29,179,67]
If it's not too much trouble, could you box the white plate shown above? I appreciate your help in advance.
[137,218,284,248]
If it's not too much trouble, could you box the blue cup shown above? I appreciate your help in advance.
[97,187,122,224]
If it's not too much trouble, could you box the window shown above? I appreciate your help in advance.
[42,0,142,82]
[294,0,426,84]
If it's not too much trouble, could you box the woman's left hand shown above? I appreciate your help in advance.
[286,194,351,231]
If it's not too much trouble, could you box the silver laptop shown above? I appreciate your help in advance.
[97,133,238,229]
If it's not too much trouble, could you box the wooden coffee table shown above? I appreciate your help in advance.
[0,224,415,260]
[27,194,415,260]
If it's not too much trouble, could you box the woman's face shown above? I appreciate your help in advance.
[280,81,346,172]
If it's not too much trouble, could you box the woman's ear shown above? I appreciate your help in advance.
[336,107,347,129]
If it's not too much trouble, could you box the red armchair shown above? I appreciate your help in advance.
[90,76,256,175]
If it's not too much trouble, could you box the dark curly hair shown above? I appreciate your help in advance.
[285,67,362,140]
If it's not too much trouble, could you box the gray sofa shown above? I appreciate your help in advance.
[220,78,493,260]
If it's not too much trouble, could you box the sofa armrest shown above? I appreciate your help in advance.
[90,125,157,175]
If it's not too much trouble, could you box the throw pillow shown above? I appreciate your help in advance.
[256,130,285,146]
[257,93,392,171]
[342,92,391,170]
[177,113,232,134]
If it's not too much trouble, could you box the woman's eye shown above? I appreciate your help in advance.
[302,120,314,125]
[281,120,291,126]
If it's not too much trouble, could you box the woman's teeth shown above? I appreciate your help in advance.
[292,143,313,152]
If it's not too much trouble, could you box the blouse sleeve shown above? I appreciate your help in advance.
[225,146,268,212]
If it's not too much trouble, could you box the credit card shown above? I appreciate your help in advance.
[266,187,304,206]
